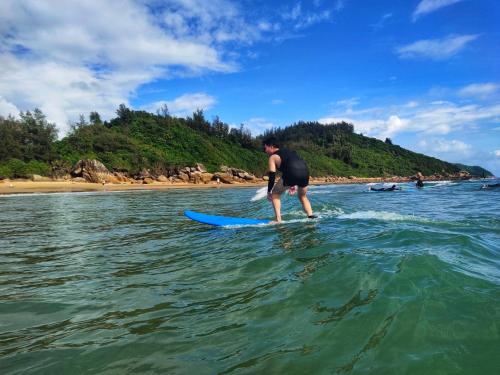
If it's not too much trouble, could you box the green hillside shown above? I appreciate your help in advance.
[453,163,494,178]
[0,106,481,179]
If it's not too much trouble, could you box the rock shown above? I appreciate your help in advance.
[195,163,207,173]
[143,177,155,184]
[136,169,152,180]
[190,171,203,184]
[263,176,269,181]
[71,159,117,183]
[220,165,229,173]
[242,172,256,181]
[71,177,87,183]
[178,172,190,182]
[213,172,234,184]
[458,170,471,179]
[113,172,129,183]
[156,175,169,182]
[201,173,214,183]
[51,160,71,179]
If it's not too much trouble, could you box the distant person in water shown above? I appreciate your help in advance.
[481,183,500,189]
[369,184,400,192]
[263,137,315,223]
[416,172,424,188]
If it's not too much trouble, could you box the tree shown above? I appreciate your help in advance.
[116,104,132,123]
[89,111,102,125]
[157,104,170,118]
[385,137,393,145]
[212,115,229,139]
[19,109,58,162]
[0,115,25,162]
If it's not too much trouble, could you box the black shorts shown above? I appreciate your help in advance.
[283,164,309,187]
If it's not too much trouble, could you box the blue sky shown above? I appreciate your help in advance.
[1,0,499,175]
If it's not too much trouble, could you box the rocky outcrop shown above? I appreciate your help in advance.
[217,166,257,182]
[71,159,119,183]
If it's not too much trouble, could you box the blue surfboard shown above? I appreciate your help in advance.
[184,210,270,227]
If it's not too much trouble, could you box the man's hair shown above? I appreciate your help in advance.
[262,136,280,148]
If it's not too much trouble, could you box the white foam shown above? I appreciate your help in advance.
[250,186,268,201]
[338,210,430,222]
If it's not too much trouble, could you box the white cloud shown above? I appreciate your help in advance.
[0,96,20,118]
[459,83,499,99]
[396,34,478,60]
[0,0,237,134]
[371,13,393,30]
[336,97,360,108]
[144,93,216,118]
[413,0,463,21]
[244,117,277,135]
[417,138,471,154]
[281,2,335,30]
[319,99,500,140]
[494,150,500,157]
[0,1,336,135]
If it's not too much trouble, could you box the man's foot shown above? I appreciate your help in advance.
[307,215,317,219]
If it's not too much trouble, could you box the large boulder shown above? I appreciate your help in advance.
[190,171,203,184]
[136,169,152,180]
[213,172,234,184]
[113,172,130,183]
[71,159,119,183]
[201,172,214,183]
[178,171,190,182]
[195,163,207,173]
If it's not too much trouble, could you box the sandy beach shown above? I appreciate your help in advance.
[0,180,270,195]
[0,176,417,195]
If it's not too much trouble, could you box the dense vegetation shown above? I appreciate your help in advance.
[453,163,493,178]
[0,105,490,179]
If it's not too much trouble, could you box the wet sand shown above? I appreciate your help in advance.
[0,176,416,195]
[0,180,271,195]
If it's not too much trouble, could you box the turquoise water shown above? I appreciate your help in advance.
[1,180,499,374]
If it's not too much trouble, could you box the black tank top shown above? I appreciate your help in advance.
[274,149,308,183]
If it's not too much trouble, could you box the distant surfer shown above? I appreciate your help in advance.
[416,172,424,188]
[263,137,315,223]
[369,184,400,192]
[481,183,500,189]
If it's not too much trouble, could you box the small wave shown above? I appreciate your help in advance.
[338,210,430,222]
[425,181,457,187]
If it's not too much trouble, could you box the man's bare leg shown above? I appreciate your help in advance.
[298,187,313,217]
[271,193,282,222]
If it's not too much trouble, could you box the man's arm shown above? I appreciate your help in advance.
[267,155,278,194]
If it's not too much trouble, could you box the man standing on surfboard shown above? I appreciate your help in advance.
[263,137,315,223]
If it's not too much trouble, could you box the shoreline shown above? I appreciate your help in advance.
[0,176,472,195]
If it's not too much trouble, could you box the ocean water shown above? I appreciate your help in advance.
[0,180,499,374]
